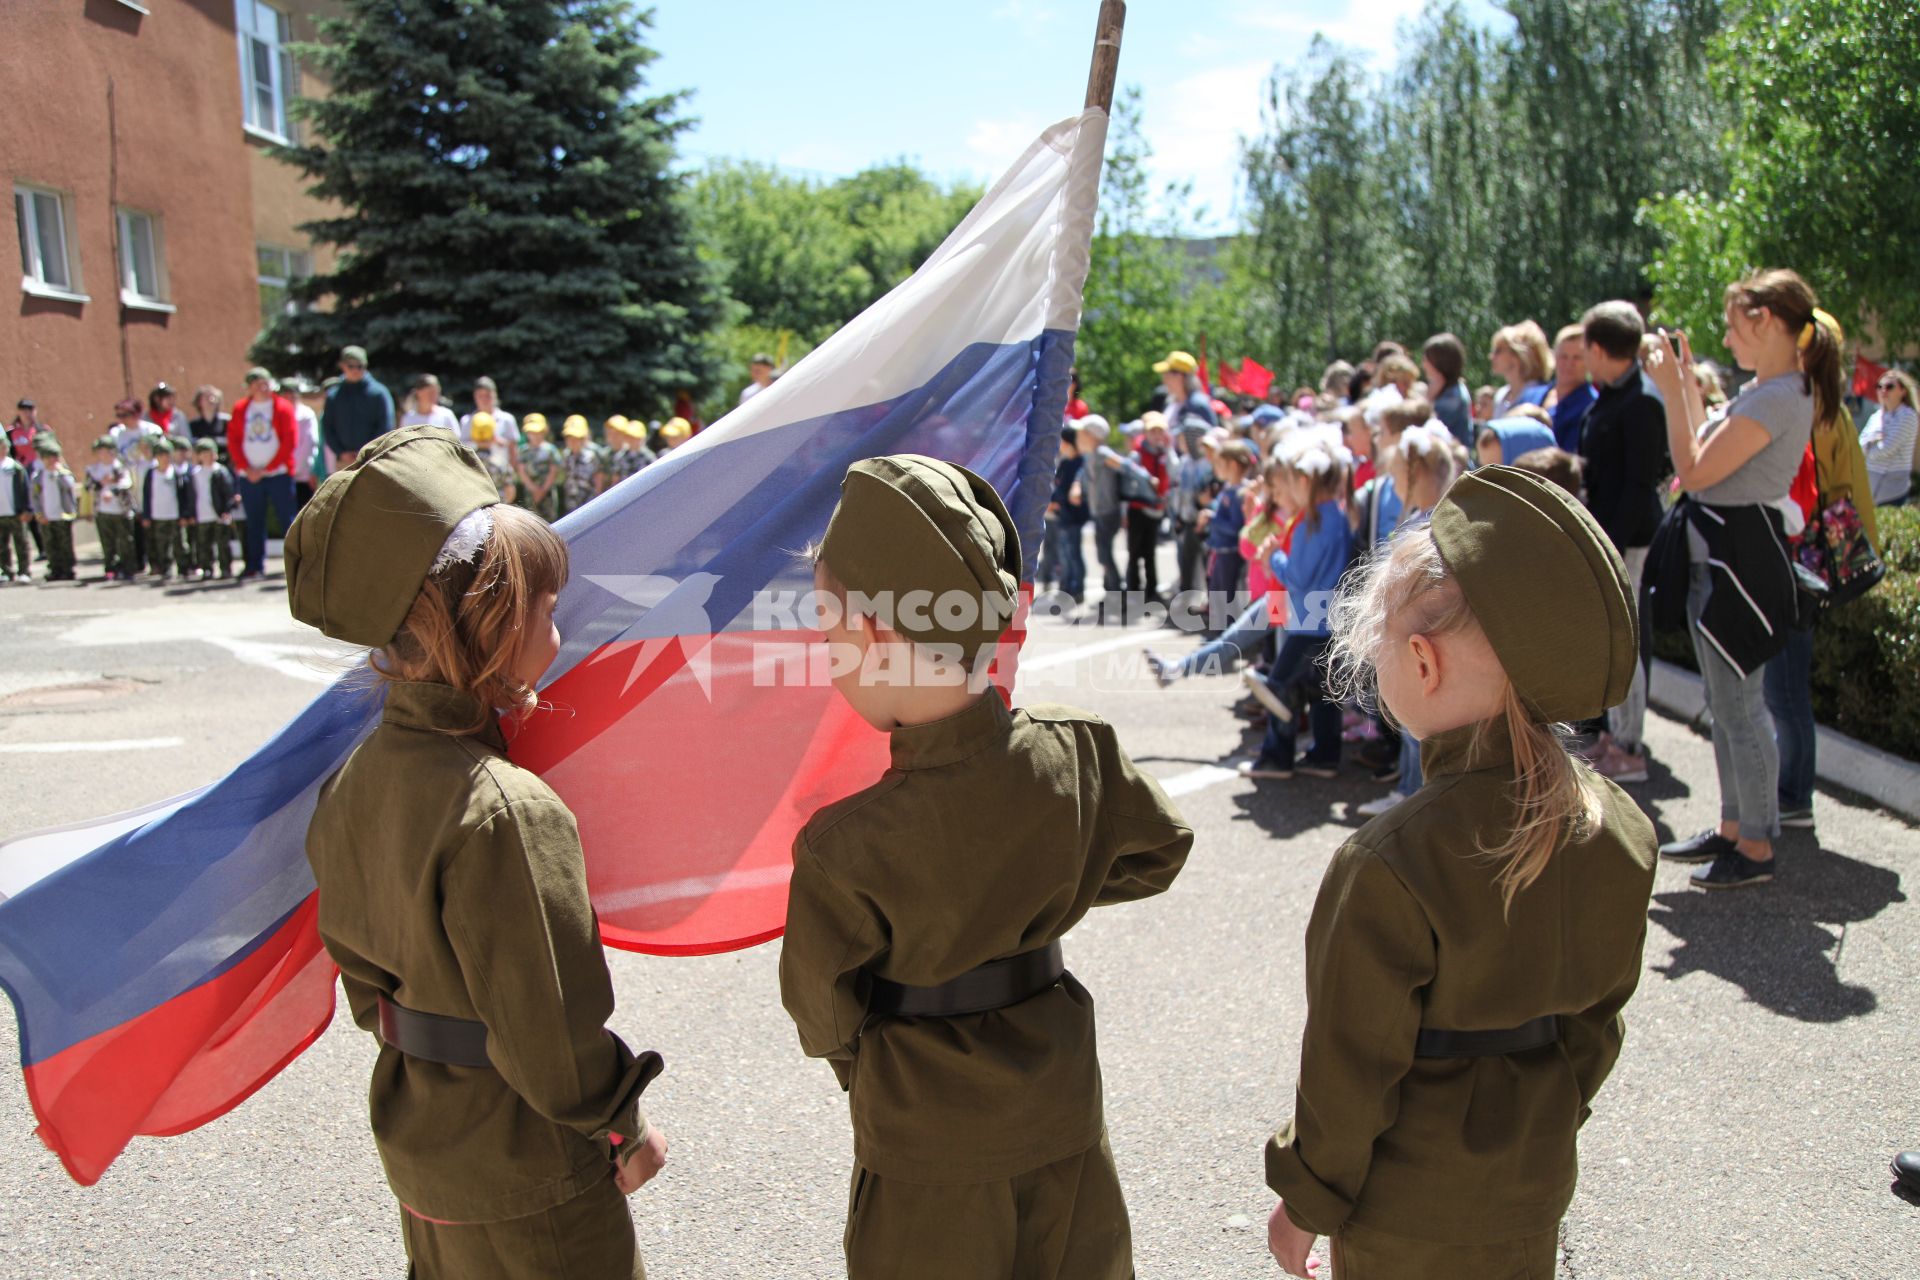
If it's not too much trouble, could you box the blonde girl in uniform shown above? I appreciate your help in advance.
[1262,466,1658,1279]
[288,427,667,1280]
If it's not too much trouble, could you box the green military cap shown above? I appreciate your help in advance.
[38,440,63,456]
[819,455,1021,668]
[1430,464,1635,724]
[284,424,500,647]
[92,435,114,450]
[151,438,174,455]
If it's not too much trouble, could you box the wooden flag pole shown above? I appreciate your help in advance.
[1084,0,1126,112]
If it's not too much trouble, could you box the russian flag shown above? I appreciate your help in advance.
[0,106,1109,1186]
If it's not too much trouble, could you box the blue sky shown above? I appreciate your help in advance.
[648,0,1505,234]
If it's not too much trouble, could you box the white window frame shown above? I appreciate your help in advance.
[116,207,173,313]
[255,242,312,330]
[14,183,88,305]
[235,0,297,144]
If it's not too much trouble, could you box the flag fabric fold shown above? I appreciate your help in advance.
[0,106,1109,1186]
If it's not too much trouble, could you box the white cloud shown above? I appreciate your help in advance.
[1139,59,1271,233]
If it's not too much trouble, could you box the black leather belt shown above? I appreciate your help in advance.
[378,995,493,1068]
[868,941,1068,1019]
[1415,1014,1559,1059]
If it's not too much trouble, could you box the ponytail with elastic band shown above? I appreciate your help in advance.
[1799,308,1842,350]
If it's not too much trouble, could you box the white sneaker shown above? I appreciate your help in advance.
[1241,669,1292,722]
[1356,793,1403,818]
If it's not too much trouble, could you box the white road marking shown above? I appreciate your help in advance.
[1159,764,1240,797]
[203,636,350,686]
[1018,629,1156,673]
[0,737,185,754]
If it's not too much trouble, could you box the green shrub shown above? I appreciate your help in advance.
[1810,505,1920,760]
[1645,504,1920,762]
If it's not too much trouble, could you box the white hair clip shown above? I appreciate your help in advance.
[1399,423,1454,457]
[431,506,495,576]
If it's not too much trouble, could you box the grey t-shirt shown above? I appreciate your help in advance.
[1695,372,1812,507]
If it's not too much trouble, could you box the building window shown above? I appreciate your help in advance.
[257,243,312,331]
[235,0,296,141]
[116,208,172,311]
[14,184,86,302]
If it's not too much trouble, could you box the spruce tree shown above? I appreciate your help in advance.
[254,0,725,419]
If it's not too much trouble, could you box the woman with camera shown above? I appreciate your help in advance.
[1642,269,1837,890]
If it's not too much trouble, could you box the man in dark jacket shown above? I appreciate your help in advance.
[319,344,395,467]
[1577,300,1669,783]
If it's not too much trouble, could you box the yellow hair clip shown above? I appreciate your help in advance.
[1799,307,1842,349]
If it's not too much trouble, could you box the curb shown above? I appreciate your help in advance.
[1648,658,1920,825]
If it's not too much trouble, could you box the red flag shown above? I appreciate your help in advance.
[1854,354,1888,398]
[1216,359,1242,395]
[1239,358,1274,401]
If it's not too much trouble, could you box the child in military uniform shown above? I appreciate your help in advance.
[187,439,235,581]
[515,413,561,520]
[29,440,78,581]
[1262,466,1658,1279]
[782,454,1194,1279]
[0,435,30,582]
[287,426,669,1280]
[85,437,136,580]
[604,418,655,485]
[467,411,520,504]
[139,439,193,581]
[557,415,606,517]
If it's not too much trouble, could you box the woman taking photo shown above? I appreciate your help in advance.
[1860,368,1917,507]
[1643,268,1835,889]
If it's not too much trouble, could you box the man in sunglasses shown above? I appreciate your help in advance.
[320,344,396,469]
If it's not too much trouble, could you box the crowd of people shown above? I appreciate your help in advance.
[0,344,709,588]
[1044,270,1907,890]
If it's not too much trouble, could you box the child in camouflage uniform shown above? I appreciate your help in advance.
[0,435,30,582]
[604,417,655,486]
[467,412,519,504]
[29,440,78,581]
[85,437,135,580]
[515,414,561,521]
[557,416,606,518]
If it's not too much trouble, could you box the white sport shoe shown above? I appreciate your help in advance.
[1241,669,1292,722]
[1355,793,1403,818]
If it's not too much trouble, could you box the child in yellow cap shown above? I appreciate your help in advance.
[557,415,605,518]
[1262,465,1658,1279]
[514,413,560,520]
[782,454,1193,1278]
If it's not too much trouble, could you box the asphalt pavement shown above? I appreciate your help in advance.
[0,548,1915,1278]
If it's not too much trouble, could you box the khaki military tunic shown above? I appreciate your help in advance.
[1266,717,1657,1262]
[781,694,1192,1274]
[306,682,658,1272]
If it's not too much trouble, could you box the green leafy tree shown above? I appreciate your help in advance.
[254,0,726,421]
[1645,0,1920,358]
[687,159,978,414]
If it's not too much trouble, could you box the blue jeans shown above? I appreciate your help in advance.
[1175,600,1270,676]
[1045,517,1086,597]
[237,472,297,576]
[1763,621,1816,812]
[1091,509,1123,590]
[1260,633,1339,766]
[1393,731,1424,798]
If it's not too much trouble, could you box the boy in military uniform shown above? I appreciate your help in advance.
[515,413,561,520]
[1262,467,1658,1279]
[29,440,78,581]
[0,434,30,582]
[467,411,519,504]
[557,415,606,517]
[287,426,669,1278]
[139,439,193,581]
[85,436,136,580]
[187,439,236,581]
[782,455,1193,1279]
[604,418,655,485]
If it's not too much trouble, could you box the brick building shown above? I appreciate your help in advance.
[4,0,338,459]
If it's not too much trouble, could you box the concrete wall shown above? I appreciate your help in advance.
[3,0,339,458]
